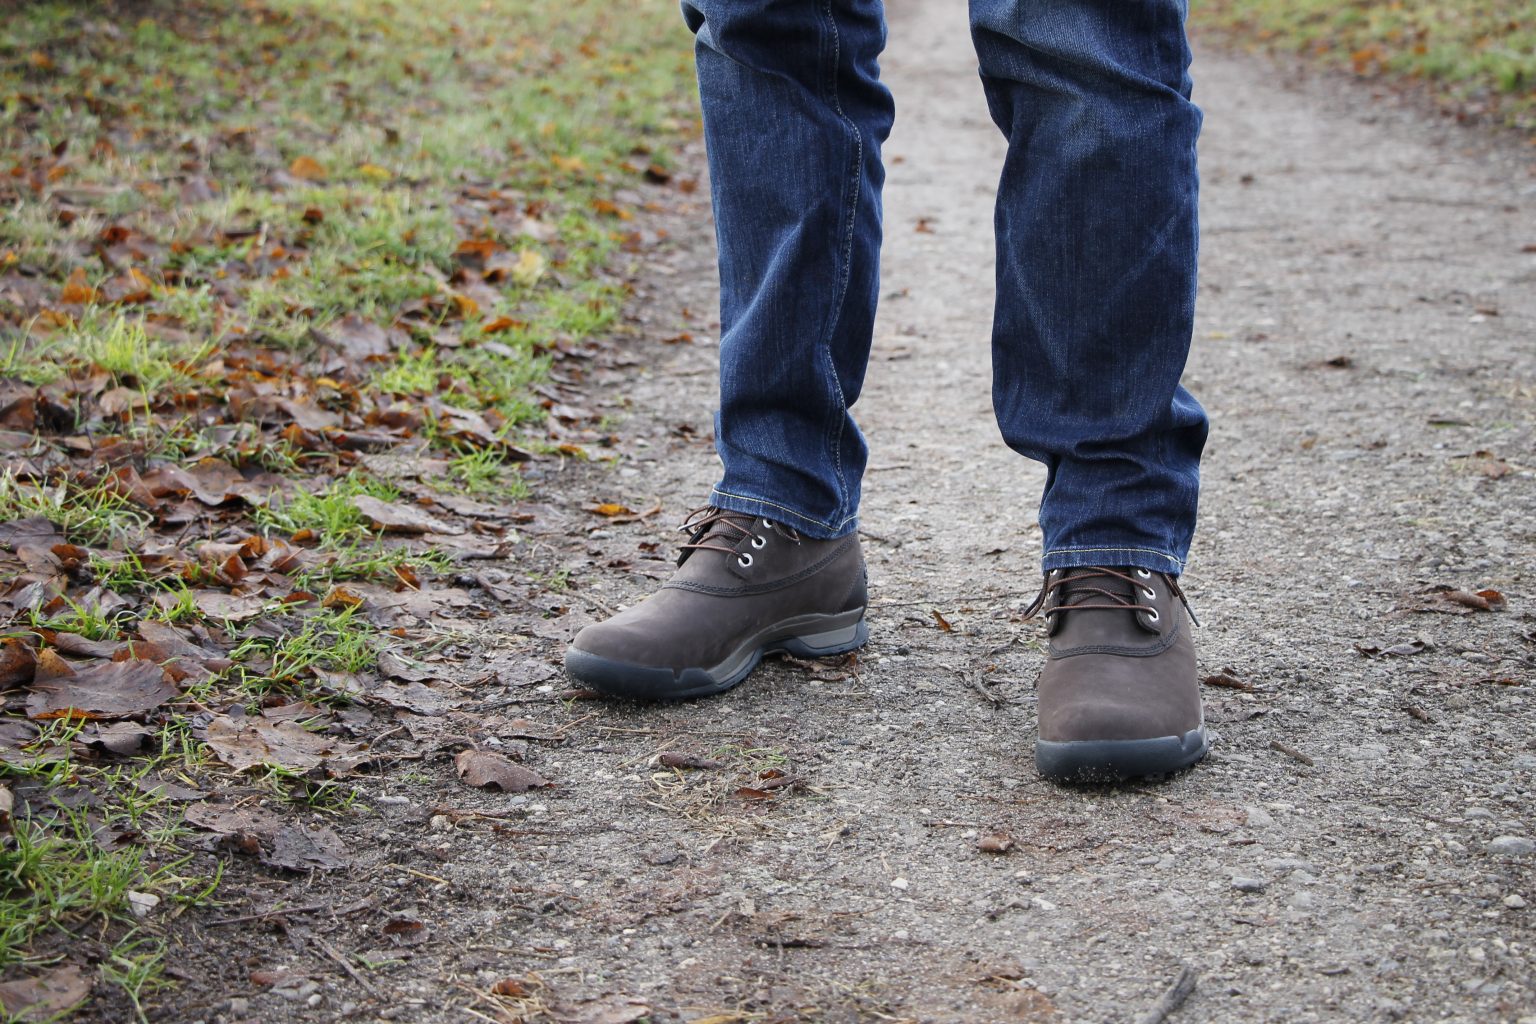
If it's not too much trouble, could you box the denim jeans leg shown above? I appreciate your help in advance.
[970,0,1209,575]
[681,0,895,540]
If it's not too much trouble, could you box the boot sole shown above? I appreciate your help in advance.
[1035,725,1210,784]
[564,609,869,700]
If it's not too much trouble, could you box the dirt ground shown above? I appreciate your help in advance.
[165,4,1534,1022]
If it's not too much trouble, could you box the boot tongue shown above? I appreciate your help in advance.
[675,508,757,567]
[1047,567,1148,638]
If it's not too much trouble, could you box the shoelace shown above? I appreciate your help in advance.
[676,506,800,564]
[1022,566,1198,625]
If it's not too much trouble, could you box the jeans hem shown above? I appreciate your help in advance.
[710,487,858,540]
[1041,546,1186,576]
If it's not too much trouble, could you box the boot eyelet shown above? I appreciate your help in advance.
[751,535,766,549]
[760,518,774,529]
[737,553,754,568]
[1145,608,1160,623]
[1134,568,1152,579]
[1142,586,1157,600]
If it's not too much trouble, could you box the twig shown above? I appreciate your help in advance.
[1269,740,1315,767]
[386,863,452,886]
[1134,964,1197,1024]
[313,935,381,998]
[207,895,374,928]
[966,672,1005,706]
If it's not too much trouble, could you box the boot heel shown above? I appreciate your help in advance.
[780,617,869,657]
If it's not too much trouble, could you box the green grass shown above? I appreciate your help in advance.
[0,471,152,547]
[0,0,697,1014]
[0,760,220,1019]
[1194,0,1536,133]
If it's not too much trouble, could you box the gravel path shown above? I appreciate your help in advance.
[203,5,1535,1022]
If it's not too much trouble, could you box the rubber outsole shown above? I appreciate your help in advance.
[564,609,869,700]
[1035,725,1210,784]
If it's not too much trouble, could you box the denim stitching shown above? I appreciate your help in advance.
[1043,545,1185,568]
[710,487,857,535]
[816,0,862,526]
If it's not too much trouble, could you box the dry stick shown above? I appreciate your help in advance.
[1134,964,1197,1024]
[313,935,381,998]
[1269,740,1316,767]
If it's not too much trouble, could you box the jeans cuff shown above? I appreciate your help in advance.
[709,487,858,541]
[1041,545,1186,577]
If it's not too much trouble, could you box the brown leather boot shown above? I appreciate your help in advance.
[1029,566,1208,782]
[565,508,868,699]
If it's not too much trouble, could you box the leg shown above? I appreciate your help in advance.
[684,0,894,539]
[971,0,1207,576]
[565,0,891,698]
[969,0,1209,782]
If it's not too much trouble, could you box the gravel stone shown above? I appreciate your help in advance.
[1486,836,1536,857]
[1232,877,1268,894]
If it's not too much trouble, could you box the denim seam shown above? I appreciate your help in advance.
[711,487,857,535]
[816,0,861,526]
[1044,545,1185,566]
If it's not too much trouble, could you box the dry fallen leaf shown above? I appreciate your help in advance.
[656,751,724,770]
[288,155,327,180]
[203,714,361,773]
[262,823,350,872]
[977,833,1016,854]
[351,494,460,535]
[0,964,91,1021]
[26,661,178,721]
[454,749,552,792]
[0,638,37,689]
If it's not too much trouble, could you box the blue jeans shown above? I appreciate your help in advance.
[682,0,1208,576]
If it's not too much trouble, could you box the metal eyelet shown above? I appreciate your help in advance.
[1142,586,1157,600]
[751,535,766,549]
[1134,568,1152,579]
[1145,608,1160,623]
[737,553,753,568]
[761,518,774,529]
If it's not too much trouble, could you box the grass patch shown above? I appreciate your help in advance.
[0,471,152,547]
[1194,0,1536,133]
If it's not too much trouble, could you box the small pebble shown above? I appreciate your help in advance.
[1487,836,1535,857]
[1232,877,1267,893]
[1504,894,1527,909]
[890,877,909,890]
[1245,805,1275,828]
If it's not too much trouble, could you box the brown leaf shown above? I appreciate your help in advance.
[931,609,953,632]
[490,978,530,998]
[78,721,153,756]
[656,751,724,770]
[58,267,97,304]
[0,964,91,1021]
[26,660,177,721]
[381,917,429,945]
[261,823,350,872]
[1444,589,1506,612]
[288,155,327,180]
[1356,639,1433,659]
[587,502,632,518]
[351,494,459,535]
[454,749,551,792]
[368,680,460,715]
[977,833,1016,854]
[193,591,267,622]
[203,714,361,773]
[0,637,37,689]
[1201,672,1254,691]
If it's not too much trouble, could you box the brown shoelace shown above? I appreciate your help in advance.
[676,506,800,563]
[1022,566,1197,624]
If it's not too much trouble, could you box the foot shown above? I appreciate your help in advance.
[1029,566,1209,783]
[565,507,869,699]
